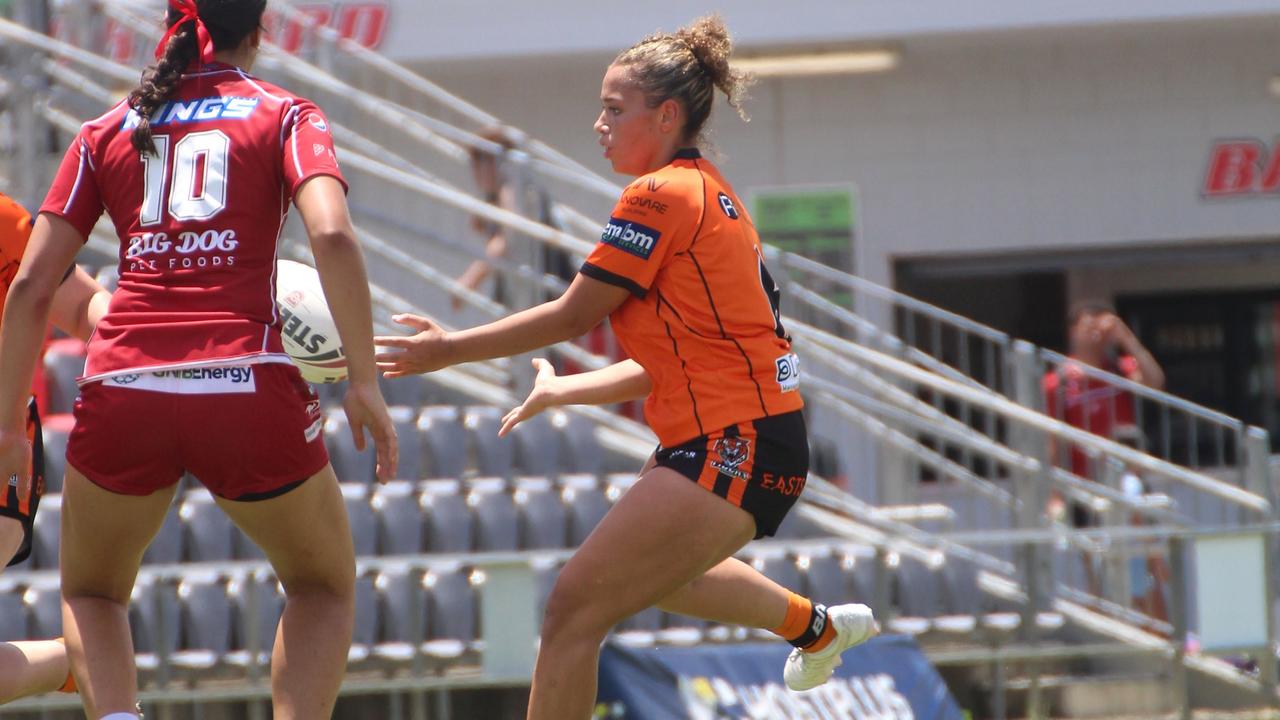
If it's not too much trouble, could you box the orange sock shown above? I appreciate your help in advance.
[53,638,76,693]
[770,593,838,653]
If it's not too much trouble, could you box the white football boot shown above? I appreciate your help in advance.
[783,603,879,691]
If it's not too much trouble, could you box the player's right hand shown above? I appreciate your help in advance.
[0,427,31,507]
[499,358,561,437]
[375,313,451,377]
[343,382,398,483]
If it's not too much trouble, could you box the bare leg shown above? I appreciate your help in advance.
[0,640,69,701]
[655,557,792,629]
[527,467,791,720]
[215,466,354,720]
[60,468,176,718]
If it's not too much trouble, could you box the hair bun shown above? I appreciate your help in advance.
[676,15,733,88]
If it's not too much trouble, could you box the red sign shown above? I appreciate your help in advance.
[1203,139,1280,197]
[262,2,391,55]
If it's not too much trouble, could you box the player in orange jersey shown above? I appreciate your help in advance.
[0,192,110,702]
[377,16,877,719]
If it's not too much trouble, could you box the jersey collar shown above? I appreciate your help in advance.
[673,148,702,160]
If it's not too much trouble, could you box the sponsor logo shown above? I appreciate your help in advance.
[1203,138,1280,197]
[630,177,669,193]
[810,606,828,637]
[601,217,661,260]
[279,306,334,357]
[108,366,256,394]
[675,673,914,719]
[308,114,328,132]
[761,472,805,496]
[122,97,260,129]
[125,230,239,272]
[711,436,751,480]
[775,353,800,392]
[313,143,326,156]
[283,290,304,308]
[304,418,323,443]
[620,194,669,214]
[717,192,739,219]
[111,374,141,385]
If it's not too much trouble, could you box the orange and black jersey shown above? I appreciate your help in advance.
[581,148,803,447]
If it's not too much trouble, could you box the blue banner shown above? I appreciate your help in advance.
[597,635,961,719]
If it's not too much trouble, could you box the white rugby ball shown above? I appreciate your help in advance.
[275,259,347,384]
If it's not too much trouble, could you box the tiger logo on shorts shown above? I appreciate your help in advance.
[711,437,751,479]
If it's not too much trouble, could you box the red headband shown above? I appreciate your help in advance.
[154,0,215,66]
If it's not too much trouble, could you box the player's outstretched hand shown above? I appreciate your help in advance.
[344,382,398,483]
[375,313,451,378]
[0,427,31,512]
[499,358,561,437]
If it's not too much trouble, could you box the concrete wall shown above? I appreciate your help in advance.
[417,18,1280,292]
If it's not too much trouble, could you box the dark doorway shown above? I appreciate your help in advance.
[894,267,1068,352]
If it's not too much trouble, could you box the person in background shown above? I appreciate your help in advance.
[1044,301,1165,522]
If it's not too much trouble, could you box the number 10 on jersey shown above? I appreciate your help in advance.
[140,130,230,226]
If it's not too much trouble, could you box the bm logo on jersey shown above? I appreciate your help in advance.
[601,217,661,260]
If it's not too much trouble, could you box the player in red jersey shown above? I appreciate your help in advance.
[378,16,876,719]
[0,1,396,717]
[0,193,109,702]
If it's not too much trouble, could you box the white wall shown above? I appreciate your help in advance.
[418,18,1280,288]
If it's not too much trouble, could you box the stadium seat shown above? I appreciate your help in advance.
[508,413,563,477]
[374,566,421,663]
[422,480,473,553]
[181,490,235,562]
[747,546,803,594]
[379,375,427,409]
[388,406,424,481]
[41,339,85,416]
[617,605,662,633]
[350,572,378,665]
[464,406,515,478]
[800,549,856,606]
[562,474,610,546]
[424,563,476,647]
[325,412,376,484]
[515,476,568,550]
[0,580,26,641]
[468,478,518,551]
[39,412,74,494]
[226,570,283,670]
[341,483,378,557]
[530,555,561,622]
[131,576,180,675]
[142,501,185,565]
[561,412,604,475]
[30,493,60,570]
[174,571,231,669]
[895,555,944,618]
[24,576,62,637]
[373,480,423,555]
[418,406,468,479]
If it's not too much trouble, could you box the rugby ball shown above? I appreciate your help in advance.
[275,259,347,384]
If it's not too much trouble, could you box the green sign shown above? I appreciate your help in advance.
[751,185,856,270]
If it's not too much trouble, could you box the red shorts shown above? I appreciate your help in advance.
[67,363,328,500]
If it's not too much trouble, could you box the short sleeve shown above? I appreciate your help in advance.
[0,194,32,290]
[580,174,698,298]
[282,100,347,200]
[39,133,103,241]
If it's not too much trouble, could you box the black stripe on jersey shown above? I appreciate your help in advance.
[688,250,768,416]
[659,303,704,437]
[579,261,647,299]
[655,290,715,339]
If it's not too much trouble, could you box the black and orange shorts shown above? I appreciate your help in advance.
[654,410,808,539]
[0,400,44,566]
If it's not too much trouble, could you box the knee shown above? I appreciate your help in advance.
[279,560,356,606]
[539,579,614,646]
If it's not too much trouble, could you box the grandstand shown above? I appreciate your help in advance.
[2,0,1280,718]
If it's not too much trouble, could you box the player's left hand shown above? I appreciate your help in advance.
[375,313,452,377]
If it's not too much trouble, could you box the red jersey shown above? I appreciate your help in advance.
[1043,355,1140,477]
[581,149,803,447]
[40,63,345,384]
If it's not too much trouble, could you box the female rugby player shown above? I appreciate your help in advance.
[377,16,876,719]
[0,1,396,717]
